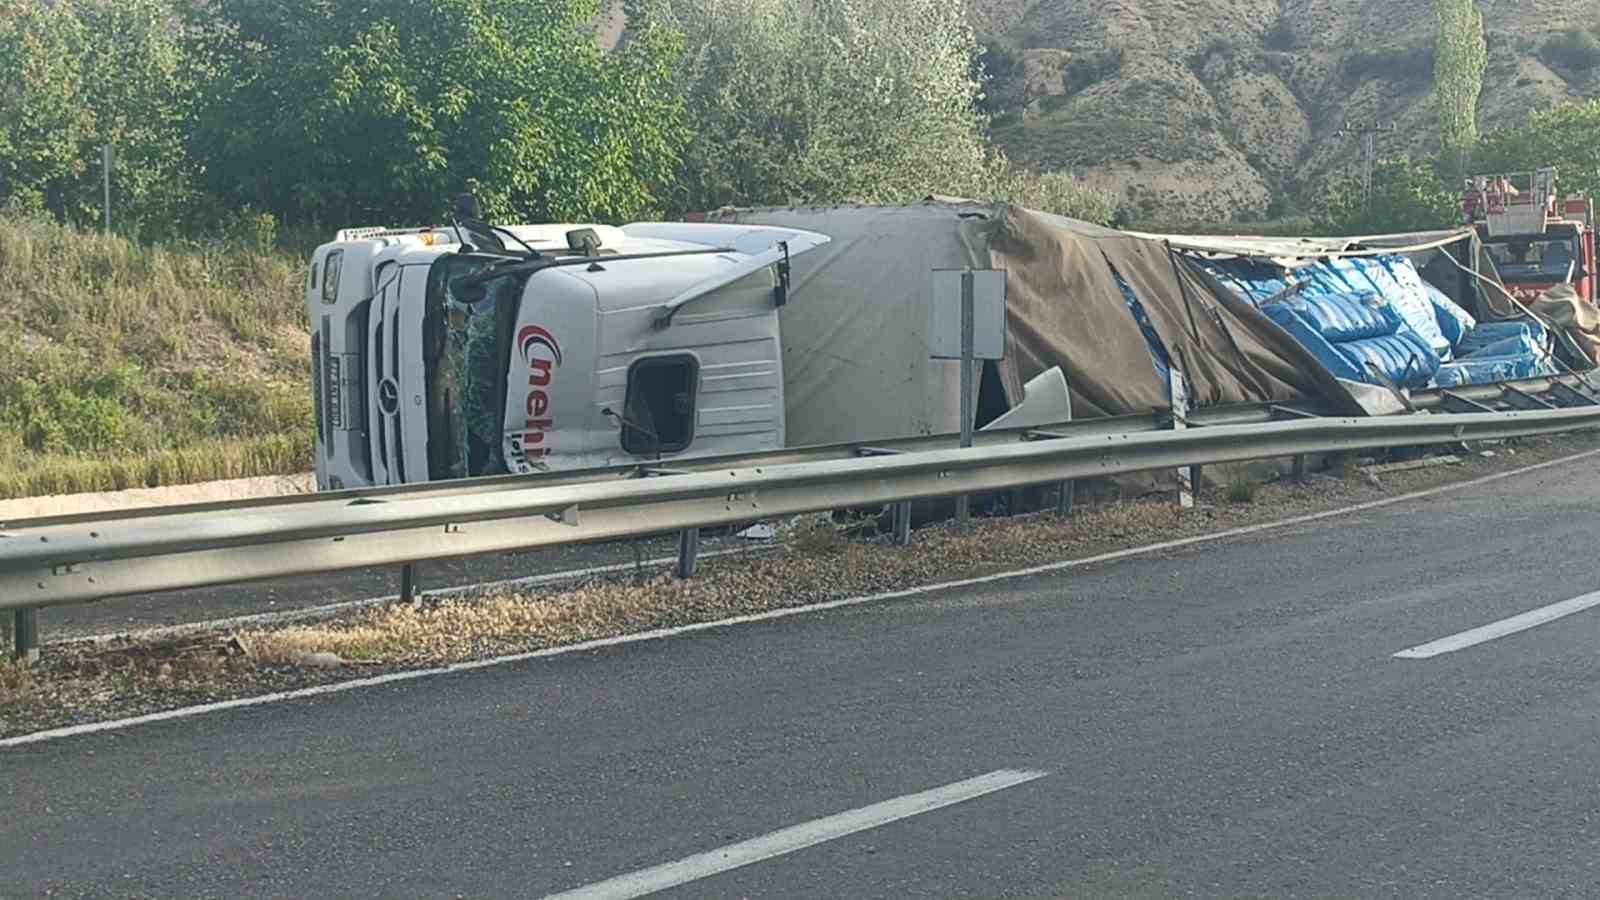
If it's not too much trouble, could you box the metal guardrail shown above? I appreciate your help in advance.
[1,399,1318,531]
[4,405,1600,657]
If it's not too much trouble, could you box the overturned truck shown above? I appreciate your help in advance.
[307,201,1597,493]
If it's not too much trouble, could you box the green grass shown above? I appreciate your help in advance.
[0,213,313,499]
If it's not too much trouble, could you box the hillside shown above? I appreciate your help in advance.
[0,215,311,499]
[976,0,1600,224]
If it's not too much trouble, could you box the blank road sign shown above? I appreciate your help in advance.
[928,269,1006,360]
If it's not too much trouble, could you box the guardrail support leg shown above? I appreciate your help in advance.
[893,501,912,546]
[677,528,700,579]
[1293,454,1307,484]
[1169,366,1194,510]
[400,564,418,607]
[1055,481,1075,517]
[12,608,39,665]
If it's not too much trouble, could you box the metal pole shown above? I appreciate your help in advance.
[956,268,975,529]
[677,527,700,578]
[1363,132,1375,211]
[892,501,912,546]
[1293,454,1308,484]
[1054,480,1075,517]
[1171,367,1194,510]
[102,144,112,234]
[400,563,417,606]
[1055,377,1075,517]
[12,608,39,665]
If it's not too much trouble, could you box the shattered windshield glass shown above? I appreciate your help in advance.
[425,257,523,481]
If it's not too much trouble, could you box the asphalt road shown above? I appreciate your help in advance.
[6,459,1600,897]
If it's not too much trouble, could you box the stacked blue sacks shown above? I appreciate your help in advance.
[1261,291,1439,388]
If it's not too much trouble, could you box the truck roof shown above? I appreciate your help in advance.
[321,220,832,316]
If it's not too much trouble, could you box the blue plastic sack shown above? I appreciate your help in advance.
[1458,320,1545,357]
[1424,282,1476,351]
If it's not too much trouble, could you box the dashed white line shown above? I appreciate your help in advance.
[540,769,1048,900]
[1394,590,1600,659]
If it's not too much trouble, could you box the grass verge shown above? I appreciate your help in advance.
[0,213,312,499]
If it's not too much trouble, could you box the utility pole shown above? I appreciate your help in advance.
[1336,121,1397,210]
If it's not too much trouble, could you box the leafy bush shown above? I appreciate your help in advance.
[969,160,1119,223]
[1475,99,1600,204]
[1543,28,1600,71]
[1311,155,1458,235]
[189,0,687,226]
[976,43,1025,117]
[1063,49,1125,96]
[1344,45,1437,82]
[670,0,993,213]
[0,0,195,237]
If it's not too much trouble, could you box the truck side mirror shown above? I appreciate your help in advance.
[567,228,601,256]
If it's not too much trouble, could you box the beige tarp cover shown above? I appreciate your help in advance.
[706,201,1357,447]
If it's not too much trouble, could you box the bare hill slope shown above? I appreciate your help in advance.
[977,0,1600,223]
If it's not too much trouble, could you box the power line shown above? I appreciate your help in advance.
[1335,121,1398,210]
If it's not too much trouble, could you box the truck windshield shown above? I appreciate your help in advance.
[423,257,525,481]
[1484,233,1581,283]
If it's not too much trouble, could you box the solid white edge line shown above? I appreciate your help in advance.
[6,446,1598,750]
[1393,589,1600,659]
[539,768,1048,900]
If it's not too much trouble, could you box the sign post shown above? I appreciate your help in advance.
[930,268,1006,530]
[102,144,113,234]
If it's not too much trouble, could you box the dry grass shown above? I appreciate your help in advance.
[1225,479,1258,504]
[0,434,307,500]
[0,659,34,706]
[236,500,1197,667]
[0,213,313,498]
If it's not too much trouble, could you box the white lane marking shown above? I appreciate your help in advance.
[52,546,764,647]
[540,769,1047,900]
[6,446,1598,750]
[1394,590,1600,659]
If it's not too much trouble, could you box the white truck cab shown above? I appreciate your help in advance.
[306,218,829,490]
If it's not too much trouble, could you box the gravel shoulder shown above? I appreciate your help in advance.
[4,432,1598,740]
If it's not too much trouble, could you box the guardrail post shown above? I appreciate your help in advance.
[1170,367,1194,510]
[12,608,39,665]
[677,528,701,578]
[400,564,418,607]
[892,501,912,545]
[1293,454,1307,484]
[1055,480,1076,517]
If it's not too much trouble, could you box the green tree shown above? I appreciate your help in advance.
[0,1,93,215]
[73,0,195,233]
[1313,156,1458,234]
[669,0,1114,222]
[1475,100,1600,202]
[1434,0,1487,177]
[0,0,195,234]
[187,0,687,229]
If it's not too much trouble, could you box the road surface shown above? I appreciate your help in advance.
[5,458,1600,897]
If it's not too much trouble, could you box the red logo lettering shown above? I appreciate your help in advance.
[512,325,561,465]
